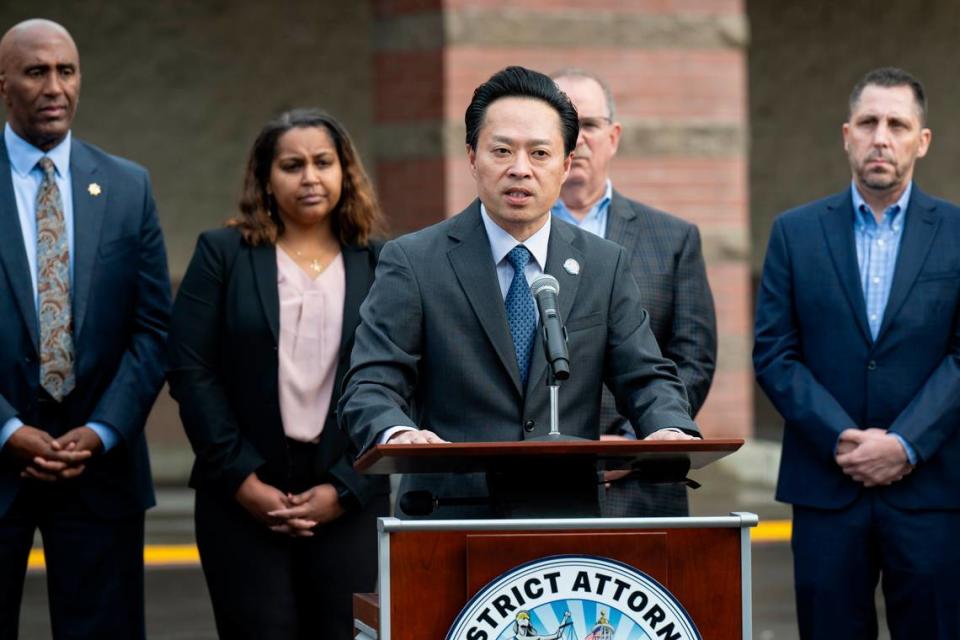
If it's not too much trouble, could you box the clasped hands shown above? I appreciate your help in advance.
[835,428,913,487]
[234,472,344,538]
[7,425,102,481]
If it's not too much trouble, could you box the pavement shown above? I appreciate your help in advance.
[15,440,892,640]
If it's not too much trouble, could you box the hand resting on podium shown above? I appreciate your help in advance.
[600,430,700,485]
[385,428,448,445]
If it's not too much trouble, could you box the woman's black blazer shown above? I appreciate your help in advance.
[167,227,386,506]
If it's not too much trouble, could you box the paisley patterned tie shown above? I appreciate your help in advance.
[505,245,537,385]
[36,157,75,401]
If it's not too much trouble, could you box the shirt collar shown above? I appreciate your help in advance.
[552,179,613,221]
[851,180,911,228]
[479,203,550,271]
[4,123,72,179]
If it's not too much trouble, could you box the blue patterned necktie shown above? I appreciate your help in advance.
[505,245,537,385]
[36,157,76,402]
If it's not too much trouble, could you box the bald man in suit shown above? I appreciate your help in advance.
[0,20,170,638]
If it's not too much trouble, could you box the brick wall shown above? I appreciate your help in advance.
[374,0,752,437]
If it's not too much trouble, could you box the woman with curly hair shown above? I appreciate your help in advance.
[168,108,387,639]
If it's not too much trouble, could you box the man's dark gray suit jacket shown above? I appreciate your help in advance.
[600,191,717,516]
[339,200,698,518]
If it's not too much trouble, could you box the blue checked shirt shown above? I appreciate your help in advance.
[853,181,910,340]
[850,181,916,464]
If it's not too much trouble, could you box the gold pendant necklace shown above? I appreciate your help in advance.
[281,241,325,274]
[292,249,323,274]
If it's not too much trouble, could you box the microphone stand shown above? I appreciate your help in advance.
[533,325,584,441]
[547,365,562,438]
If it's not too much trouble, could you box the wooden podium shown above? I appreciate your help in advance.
[352,439,755,640]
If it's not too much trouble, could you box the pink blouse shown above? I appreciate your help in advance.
[276,248,345,442]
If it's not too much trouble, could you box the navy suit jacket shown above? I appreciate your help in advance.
[0,136,171,518]
[754,186,960,510]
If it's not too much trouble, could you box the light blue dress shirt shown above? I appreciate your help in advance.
[480,203,550,299]
[853,181,910,340]
[850,181,916,464]
[0,124,117,452]
[551,180,612,238]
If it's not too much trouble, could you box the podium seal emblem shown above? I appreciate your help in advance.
[446,555,701,640]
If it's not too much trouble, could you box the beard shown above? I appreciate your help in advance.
[860,170,900,190]
[855,155,903,192]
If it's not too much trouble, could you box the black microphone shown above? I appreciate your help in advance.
[530,274,570,380]
[398,491,489,516]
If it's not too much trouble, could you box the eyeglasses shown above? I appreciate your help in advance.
[578,116,612,136]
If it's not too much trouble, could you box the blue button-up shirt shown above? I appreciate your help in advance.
[853,181,910,340]
[0,124,117,452]
[851,181,916,464]
[551,180,612,238]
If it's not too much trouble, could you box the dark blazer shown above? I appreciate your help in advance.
[339,201,697,513]
[600,190,716,427]
[754,186,960,510]
[600,192,717,518]
[167,227,386,505]
[0,137,171,518]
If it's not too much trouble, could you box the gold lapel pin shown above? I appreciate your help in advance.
[88,183,102,196]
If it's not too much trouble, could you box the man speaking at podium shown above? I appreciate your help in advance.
[339,66,698,518]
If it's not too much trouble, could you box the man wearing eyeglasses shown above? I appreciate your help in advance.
[551,70,717,517]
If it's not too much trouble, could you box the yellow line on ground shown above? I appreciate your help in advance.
[26,521,793,570]
[753,519,792,542]
[28,545,200,571]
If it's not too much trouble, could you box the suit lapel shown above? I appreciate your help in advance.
[251,243,279,344]
[339,244,372,358]
[70,142,108,342]
[525,219,584,395]
[605,191,639,249]
[447,202,524,396]
[876,188,939,342]
[0,139,39,351]
[820,190,872,344]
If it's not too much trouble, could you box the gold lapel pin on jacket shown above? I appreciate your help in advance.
[563,258,580,275]
[88,183,101,196]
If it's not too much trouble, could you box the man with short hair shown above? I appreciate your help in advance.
[0,19,170,638]
[551,70,717,517]
[754,67,960,639]
[340,66,698,519]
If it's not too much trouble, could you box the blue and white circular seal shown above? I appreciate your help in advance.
[445,555,701,640]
